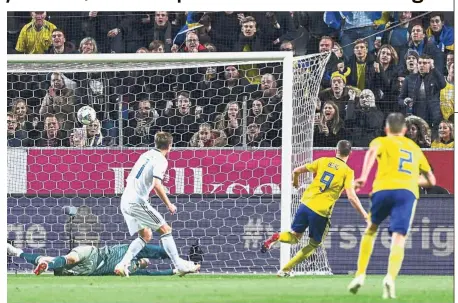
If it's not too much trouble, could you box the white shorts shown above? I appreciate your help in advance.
[121,202,166,236]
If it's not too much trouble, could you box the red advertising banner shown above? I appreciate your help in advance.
[26,149,453,195]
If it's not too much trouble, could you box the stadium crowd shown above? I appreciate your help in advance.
[6,11,455,148]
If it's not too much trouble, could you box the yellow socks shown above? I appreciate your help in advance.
[387,243,405,280]
[355,230,377,276]
[282,241,318,272]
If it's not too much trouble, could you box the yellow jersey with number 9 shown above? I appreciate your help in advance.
[301,157,354,218]
[370,136,431,199]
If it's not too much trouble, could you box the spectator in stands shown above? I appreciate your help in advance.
[313,101,346,147]
[136,47,149,53]
[79,37,98,54]
[234,16,264,52]
[406,24,445,75]
[431,120,454,148]
[84,119,114,147]
[379,12,413,60]
[320,36,341,88]
[318,72,358,119]
[207,12,240,52]
[11,98,39,139]
[39,72,77,132]
[440,62,454,122]
[215,65,256,114]
[332,42,344,59]
[34,115,69,147]
[373,44,400,114]
[46,29,77,54]
[398,55,446,131]
[246,123,270,147]
[346,39,376,91]
[172,31,207,53]
[345,89,384,147]
[280,41,295,55]
[252,12,297,51]
[189,123,227,147]
[247,99,273,133]
[204,43,216,52]
[69,127,86,148]
[258,73,282,146]
[403,49,419,76]
[426,12,454,53]
[118,13,152,53]
[148,12,172,53]
[324,12,386,59]
[195,67,223,122]
[15,11,56,54]
[149,40,165,53]
[446,52,454,75]
[405,115,431,148]
[124,100,159,147]
[158,91,203,147]
[7,113,28,147]
[296,12,337,54]
[214,101,243,147]
[234,16,267,84]
[182,31,207,53]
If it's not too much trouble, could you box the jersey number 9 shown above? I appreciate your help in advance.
[319,171,335,192]
[398,149,413,174]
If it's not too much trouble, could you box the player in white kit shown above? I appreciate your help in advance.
[114,132,200,277]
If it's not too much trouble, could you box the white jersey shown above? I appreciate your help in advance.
[122,148,168,205]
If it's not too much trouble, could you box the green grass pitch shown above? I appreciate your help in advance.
[8,274,453,303]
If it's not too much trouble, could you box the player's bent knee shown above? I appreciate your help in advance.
[391,232,406,246]
[291,231,303,241]
[309,239,321,248]
[158,224,172,235]
[365,223,379,236]
[139,227,153,242]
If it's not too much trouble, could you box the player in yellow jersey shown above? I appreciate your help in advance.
[261,140,368,277]
[348,113,436,299]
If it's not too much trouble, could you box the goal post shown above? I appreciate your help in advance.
[7,51,331,274]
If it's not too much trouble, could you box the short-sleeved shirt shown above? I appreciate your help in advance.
[123,148,168,204]
[15,21,56,54]
[370,136,432,199]
[301,157,354,218]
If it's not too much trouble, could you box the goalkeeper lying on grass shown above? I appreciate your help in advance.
[7,242,198,277]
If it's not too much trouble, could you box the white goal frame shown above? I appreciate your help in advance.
[7,51,318,273]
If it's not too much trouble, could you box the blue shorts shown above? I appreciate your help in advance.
[370,189,417,236]
[291,204,330,243]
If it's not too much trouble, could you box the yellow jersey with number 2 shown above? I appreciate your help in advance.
[370,136,431,199]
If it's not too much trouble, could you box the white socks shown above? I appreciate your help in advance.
[160,233,182,268]
[120,237,146,265]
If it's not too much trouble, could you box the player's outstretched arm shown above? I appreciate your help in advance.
[345,187,368,221]
[355,145,379,190]
[292,166,309,188]
[418,170,436,188]
[153,178,177,214]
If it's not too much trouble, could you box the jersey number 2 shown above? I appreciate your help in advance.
[319,171,335,192]
[398,149,413,174]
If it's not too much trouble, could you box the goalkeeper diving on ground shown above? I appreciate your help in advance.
[7,242,203,277]
[261,140,368,277]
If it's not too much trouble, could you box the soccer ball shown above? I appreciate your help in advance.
[77,106,97,125]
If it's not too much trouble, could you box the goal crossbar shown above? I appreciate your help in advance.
[7,51,333,275]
